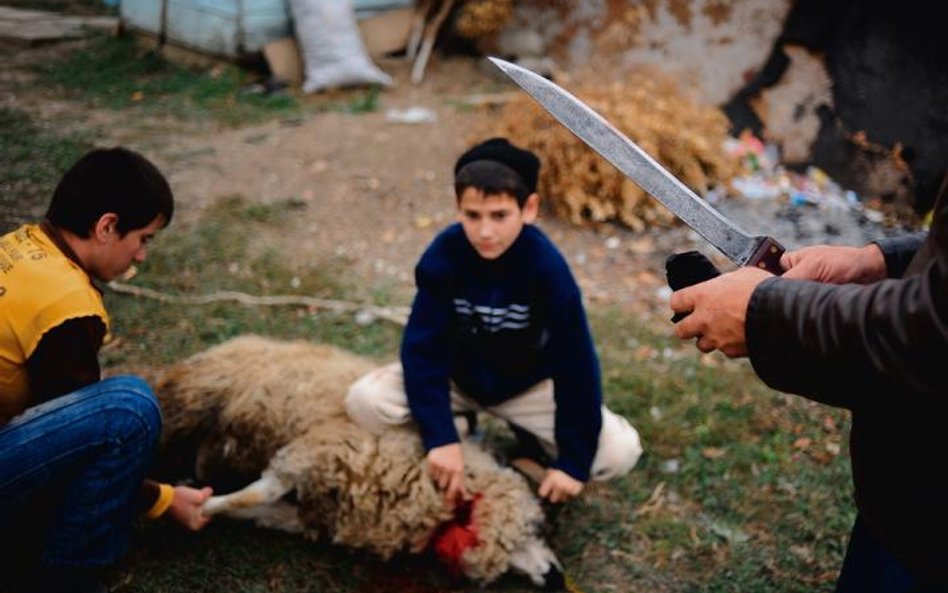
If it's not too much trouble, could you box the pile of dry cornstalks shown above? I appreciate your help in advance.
[454,0,514,39]
[493,72,741,230]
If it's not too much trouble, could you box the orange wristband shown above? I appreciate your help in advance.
[145,483,175,519]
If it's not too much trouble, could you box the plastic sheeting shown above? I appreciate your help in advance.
[120,0,413,57]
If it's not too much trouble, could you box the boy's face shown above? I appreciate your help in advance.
[457,188,538,260]
[88,214,164,282]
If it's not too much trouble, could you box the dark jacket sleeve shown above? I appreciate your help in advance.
[873,232,927,278]
[137,479,162,515]
[746,206,948,409]
[26,316,105,404]
[28,318,165,518]
[547,288,603,482]
[401,259,459,452]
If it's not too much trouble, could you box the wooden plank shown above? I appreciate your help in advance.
[357,6,415,58]
[262,37,303,86]
[0,6,116,46]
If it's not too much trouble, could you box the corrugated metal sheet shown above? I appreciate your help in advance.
[121,0,291,55]
[121,0,414,57]
[354,0,414,18]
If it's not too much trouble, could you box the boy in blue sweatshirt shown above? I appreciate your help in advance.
[347,138,642,504]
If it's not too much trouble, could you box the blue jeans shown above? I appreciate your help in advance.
[0,376,161,569]
[836,516,948,593]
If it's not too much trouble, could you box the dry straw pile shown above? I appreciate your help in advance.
[454,0,515,39]
[493,72,741,230]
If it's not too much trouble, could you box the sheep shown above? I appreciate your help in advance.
[154,334,565,589]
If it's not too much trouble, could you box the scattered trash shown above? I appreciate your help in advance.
[727,132,872,217]
[385,106,438,124]
[730,176,783,201]
[723,131,780,173]
[714,131,913,248]
[658,459,680,474]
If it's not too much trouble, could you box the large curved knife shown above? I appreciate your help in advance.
[488,57,785,276]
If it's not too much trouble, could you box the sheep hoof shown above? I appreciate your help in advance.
[542,564,566,591]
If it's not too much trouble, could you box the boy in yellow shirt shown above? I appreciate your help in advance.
[0,148,211,593]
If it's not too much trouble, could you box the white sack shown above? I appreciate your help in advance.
[288,0,393,93]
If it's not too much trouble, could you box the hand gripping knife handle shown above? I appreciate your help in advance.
[666,251,721,323]
[666,237,785,323]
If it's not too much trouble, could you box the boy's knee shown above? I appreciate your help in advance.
[591,413,643,481]
[344,371,378,428]
[345,364,409,434]
[98,376,162,446]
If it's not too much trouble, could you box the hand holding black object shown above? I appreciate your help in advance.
[666,251,721,322]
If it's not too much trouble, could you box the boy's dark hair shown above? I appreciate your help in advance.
[45,147,174,237]
[454,138,540,206]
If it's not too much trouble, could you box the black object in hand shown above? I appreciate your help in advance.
[666,251,721,322]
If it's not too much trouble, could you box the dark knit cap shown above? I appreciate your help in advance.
[454,138,540,194]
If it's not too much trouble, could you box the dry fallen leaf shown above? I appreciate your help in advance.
[700,353,720,368]
[701,447,727,460]
[627,237,656,254]
[793,437,812,450]
[633,345,655,361]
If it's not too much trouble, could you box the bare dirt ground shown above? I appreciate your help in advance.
[4,42,690,322]
[158,56,692,321]
[4,35,897,326]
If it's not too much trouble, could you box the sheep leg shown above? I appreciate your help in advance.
[508,536,563,588]
[223,500,304,534]
[202,471,291,516]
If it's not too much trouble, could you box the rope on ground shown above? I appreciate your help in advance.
[107,281,409,326]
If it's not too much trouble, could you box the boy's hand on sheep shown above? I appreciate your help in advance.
[427,443,469,505]
[169,485,215,531]
[538,469,584,503]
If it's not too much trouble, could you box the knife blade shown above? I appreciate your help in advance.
[488,57,785,275]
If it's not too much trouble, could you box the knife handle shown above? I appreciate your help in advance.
[666,251,721,323]
[746,236,786,275]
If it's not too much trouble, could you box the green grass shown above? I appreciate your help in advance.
[4,180,857,590]
[0,106,97,233]
[35,34,301,126]
[2,76,856,591]
[563,312,855,592]
[103,254,854,593]
[102,195,402,369]
[33,33,384,127]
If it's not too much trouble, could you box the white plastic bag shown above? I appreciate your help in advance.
[288,0,393,93]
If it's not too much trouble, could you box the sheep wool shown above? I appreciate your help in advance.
[155,335,561,587]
